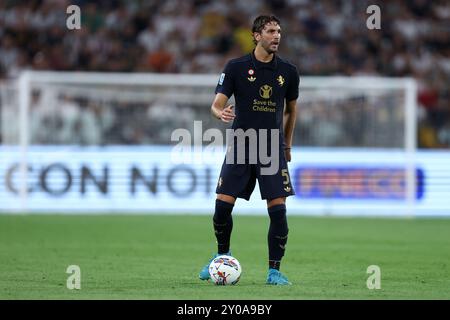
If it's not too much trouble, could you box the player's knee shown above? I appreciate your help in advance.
[217,194,236,205]
[267,197,285,208]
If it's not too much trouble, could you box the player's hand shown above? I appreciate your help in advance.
[220,105,235,123]
[284,147,291,162]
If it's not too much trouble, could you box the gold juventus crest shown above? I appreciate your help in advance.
[277,75,285,86]
[259,85,272,99]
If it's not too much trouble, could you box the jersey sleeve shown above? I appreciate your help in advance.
[285,66,299,102]
[214,61,234,98]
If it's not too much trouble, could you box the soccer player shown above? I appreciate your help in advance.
[199,15,299,285]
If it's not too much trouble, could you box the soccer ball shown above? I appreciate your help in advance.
[208,255,242,285]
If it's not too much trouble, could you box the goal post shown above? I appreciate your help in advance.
[2,71,417,215]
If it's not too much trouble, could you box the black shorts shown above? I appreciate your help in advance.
[215,155,295,201]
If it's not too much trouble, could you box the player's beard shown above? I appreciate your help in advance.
[261,39,279,55]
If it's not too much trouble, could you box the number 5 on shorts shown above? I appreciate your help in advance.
[281,169,290,185]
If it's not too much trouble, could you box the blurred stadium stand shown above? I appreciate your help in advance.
[0,0,449,147]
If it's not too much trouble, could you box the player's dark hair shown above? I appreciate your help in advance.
[251,15,281,45]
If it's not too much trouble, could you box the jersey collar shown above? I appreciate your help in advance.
[251,50,278,71]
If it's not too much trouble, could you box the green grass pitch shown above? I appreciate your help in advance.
[0,214,449,299]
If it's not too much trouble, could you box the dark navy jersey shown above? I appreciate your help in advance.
[214,52,299,195]
[215,51,299,133]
